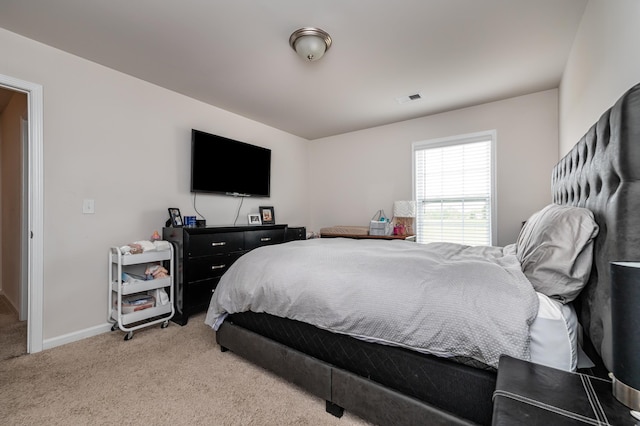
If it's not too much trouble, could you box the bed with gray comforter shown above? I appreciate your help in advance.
[206,82,640,425]
[207,239,538,370]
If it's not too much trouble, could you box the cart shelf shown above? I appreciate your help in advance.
[108,244,175,340]
[112,276,172,296]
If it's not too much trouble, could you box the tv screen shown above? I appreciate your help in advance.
[191,129,271,197]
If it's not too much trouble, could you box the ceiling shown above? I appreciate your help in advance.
[0,0,588,140]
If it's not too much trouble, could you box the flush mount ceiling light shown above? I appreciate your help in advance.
[289,27,332,62]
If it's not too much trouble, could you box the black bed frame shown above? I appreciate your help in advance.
[215,82,640,425]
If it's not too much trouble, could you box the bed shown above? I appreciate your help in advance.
[205,82,640,425]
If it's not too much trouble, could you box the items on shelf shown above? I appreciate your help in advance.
[119,239,171,255]
[149,288,170,306]
[117,294,156,314]
[120,263,169,284]
[145,264,169,279]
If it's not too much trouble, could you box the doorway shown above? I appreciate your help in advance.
[0,73,44,354]
[0,88,27,359]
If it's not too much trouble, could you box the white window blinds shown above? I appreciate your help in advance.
[413,132,495,246]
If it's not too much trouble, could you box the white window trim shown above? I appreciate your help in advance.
[412,130,497,245]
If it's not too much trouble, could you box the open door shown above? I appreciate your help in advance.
[0,73,44,353]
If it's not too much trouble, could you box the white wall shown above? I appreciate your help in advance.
[559,0,640,155]
[309,90,559,246]
[0,28,310,341]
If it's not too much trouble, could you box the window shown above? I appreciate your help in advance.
[413,131,496,246]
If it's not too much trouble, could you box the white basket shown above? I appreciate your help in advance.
[369,220,392,236]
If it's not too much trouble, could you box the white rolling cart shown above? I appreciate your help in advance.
[108,244,175,340]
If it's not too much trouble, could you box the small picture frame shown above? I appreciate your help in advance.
[248,213,262,225]
[259,206,275,225]
[168,208,183,227]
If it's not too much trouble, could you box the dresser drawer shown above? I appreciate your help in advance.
[187,232,244,257]
[244,229,285,250]
[285,226,306,241]
[186,253,242,282]
[184,279,218,311]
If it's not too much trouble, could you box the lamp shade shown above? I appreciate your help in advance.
[393,201,416,218]
[610,261,640,410]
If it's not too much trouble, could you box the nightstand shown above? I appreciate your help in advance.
[492,355,637,425]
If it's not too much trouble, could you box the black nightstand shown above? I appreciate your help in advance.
[492,356,637,425]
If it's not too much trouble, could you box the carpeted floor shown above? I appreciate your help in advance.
[0,295,27,361]
[0,311,370,425]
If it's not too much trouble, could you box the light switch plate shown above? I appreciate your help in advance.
[82,199,95,214]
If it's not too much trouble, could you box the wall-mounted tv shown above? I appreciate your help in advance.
[191,129,271,197]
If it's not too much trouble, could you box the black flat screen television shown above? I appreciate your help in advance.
[191,129,271,197]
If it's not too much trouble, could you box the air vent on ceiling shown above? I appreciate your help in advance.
[396,93,423,104]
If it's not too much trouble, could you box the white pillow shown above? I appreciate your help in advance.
[516,204,599,303]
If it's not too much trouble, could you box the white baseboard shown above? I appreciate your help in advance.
[43,322,113,350]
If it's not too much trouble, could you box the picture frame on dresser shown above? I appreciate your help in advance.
[248,213,261,225]
[168,208,183,227]
[259,206,275,224]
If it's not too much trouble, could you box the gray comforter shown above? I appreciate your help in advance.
[205,238,539,368]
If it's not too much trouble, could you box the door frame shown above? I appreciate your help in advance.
[0,73,44,353]
[20,116,28,321]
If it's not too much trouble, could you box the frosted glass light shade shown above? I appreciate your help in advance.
[289,28,332,62]
[393,201,416,218]
[294,36,326,61]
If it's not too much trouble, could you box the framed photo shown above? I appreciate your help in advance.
[248,213,262,225]
[259,206,275,225]
[168,208,183,227]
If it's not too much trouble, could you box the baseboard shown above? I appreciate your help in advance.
[43,322,113,350]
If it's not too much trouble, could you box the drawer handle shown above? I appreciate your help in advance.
[260,237,271,242]
[211,264,226,270]
[211,242,226,247]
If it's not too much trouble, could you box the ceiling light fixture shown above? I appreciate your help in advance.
[289,27,332,62]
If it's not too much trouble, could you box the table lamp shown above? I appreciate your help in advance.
[393,201,416,236]
[610,261,640,411]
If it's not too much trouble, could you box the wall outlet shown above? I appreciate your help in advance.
[82,199,95,214]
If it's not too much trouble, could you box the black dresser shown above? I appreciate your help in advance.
[163,224,305,325]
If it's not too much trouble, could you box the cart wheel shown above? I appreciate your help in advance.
[111,323,118,332]
[161,321,169,329]
[124,332,133,341]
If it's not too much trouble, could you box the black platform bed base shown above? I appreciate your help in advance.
[217,321,480,426]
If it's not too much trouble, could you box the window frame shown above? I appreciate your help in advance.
[412,130,497,245]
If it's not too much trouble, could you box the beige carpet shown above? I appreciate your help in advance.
[0,312,370,425]
[0,295,27,361]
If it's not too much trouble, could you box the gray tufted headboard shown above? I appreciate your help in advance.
[552,83,640,371]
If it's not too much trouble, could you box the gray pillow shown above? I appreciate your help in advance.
[516,204,599,303]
